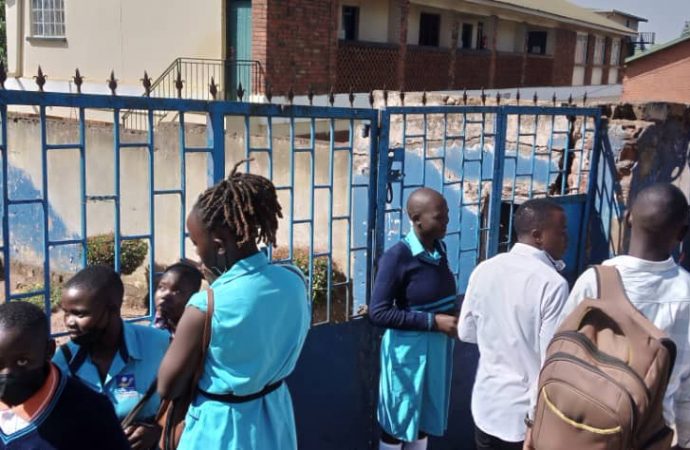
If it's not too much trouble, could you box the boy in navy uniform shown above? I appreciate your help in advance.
[0,301,128,449]
[369,187,458,450]
[53,265,169,450]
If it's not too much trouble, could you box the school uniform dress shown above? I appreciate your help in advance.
[369,232,457,442]
[0,364,129,449]
[178,251,311,450]
[53,321,169,422]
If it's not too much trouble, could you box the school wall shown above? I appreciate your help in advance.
[4,0,223,85]
[595,102,690,257]
[622,40,690,104]
[4,112,359,275]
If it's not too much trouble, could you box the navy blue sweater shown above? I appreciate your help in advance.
[0,370,129,450]
[369,237,457,331]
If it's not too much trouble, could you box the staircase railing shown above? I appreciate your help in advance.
[122,57,264,130]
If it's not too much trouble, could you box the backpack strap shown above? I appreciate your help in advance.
[594,265,629,306]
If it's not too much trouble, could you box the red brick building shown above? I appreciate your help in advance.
[622,34,690,104]
[252,0,636,95]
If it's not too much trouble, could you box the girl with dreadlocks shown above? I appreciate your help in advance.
[158,161,311,450]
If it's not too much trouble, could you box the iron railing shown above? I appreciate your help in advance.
[122,57,264,129]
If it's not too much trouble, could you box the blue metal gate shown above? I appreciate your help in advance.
[0,86,613,450]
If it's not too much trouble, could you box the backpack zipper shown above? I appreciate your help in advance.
[551,331,651,402]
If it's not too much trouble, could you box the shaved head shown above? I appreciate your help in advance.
[407,188,449,243]
[631,183,689,235]
[407,188,445,219]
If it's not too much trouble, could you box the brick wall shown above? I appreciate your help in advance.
[622,39,690,103]
[405,46,452,91]
[455,52,492,89]
[524,56,555,87]
[494,53,523,88]
[552,29,576,86]
[335,42,399,93]
[257,0,338,95]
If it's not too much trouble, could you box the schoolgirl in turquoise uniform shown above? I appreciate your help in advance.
[369,187,458,450]
[158,160,311,450]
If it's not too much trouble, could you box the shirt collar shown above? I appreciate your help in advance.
[211,251,269,287]
[403,231,443,262]
[608,255,677,273]
[121,321,140,361]
[0,364,59,422]
[510,243,561,270]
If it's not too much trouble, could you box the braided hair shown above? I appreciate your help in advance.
[194,160,283,247]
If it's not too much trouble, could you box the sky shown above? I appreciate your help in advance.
[572,0,689,44]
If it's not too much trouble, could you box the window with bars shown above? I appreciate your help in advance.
[31,0,65,38]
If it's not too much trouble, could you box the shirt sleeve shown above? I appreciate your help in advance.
[457,269,479,343]
[539,279,570,361]
[368,247,433,331]
[187,289,209,313]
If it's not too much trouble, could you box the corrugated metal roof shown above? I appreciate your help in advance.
[626,34,690,63]
[468,0,636,35]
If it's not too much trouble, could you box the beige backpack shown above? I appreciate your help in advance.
[531,265,676,449]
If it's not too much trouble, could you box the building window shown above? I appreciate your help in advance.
[419,13,441,47]
[31,0,65,38]
[461,23,474,49]
[626,19,631,28]
[575,33,588,65]
[477,21,486,49]
[342,6,359,41]
[527,31,547,55]
[610,38,621,65]
[593,36,605,65]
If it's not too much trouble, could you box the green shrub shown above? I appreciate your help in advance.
[19,283,62,312]
[86,234,148,275]
[272,247,347,305]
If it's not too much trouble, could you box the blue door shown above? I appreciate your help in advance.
[227,0,252,100]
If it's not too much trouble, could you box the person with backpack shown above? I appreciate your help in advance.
[528,183,690,450]
[458,198,569,449]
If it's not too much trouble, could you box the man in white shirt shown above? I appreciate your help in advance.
[458,198,569,449]
[552,183,690,450]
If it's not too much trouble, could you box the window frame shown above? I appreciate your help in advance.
[418,12,441,47]
[460,23,474,49]
[593,35,606,65]
[31,0,66,39]
[341,5,360,42]
[574,33,588,65]
[610,38,621,66]
[526,30,548,55]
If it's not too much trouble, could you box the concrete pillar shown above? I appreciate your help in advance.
[448,15,460,90]
[397,0,410,91]
[488,15,498,89]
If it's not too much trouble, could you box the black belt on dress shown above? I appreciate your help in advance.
[198,379,284,403]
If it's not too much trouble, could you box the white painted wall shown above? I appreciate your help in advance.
[339,0,391,43]
[608,68,619,85]
[496,19,519,52]
[591,67,603,85]
[5,0,223,85]
[572,66,585,86]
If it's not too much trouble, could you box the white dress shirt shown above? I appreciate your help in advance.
[458,243,569,442]
[561,255,690,447]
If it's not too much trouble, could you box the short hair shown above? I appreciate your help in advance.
[0,301,49,340]
[632,183,689,233]
[63,265,124,306]
[514,198,564,236]
[164,262,203,292]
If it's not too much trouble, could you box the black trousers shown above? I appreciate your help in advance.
[475,426,523,450]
